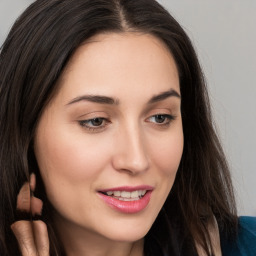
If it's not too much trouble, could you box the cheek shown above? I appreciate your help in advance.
[34,126,116,221]
[149,127,183,179]
[34,125,112,194]
[145,125,183,219]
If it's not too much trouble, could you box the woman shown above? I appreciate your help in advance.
[0,0,255,255]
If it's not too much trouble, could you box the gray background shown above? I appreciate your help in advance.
[0,0,255,216]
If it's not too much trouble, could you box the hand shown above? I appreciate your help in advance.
[11,173,50,256]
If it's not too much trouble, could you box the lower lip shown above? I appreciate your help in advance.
[98,191,152,214]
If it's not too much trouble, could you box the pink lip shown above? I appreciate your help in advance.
[100,185,154,192]
[98,185,154,214]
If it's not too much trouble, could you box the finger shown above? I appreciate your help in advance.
[16,182,31,212]
[11,221,37,256]
[31,196,43,216]
[33,221,49,256]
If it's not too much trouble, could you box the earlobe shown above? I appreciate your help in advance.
[16,181,31,213]
[30,173,44,217]
[11,173,49,255]
[16,173,43,219]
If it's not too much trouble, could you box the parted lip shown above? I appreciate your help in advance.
[98,185,154,193]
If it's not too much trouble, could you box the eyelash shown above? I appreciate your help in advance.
[146,114,176,127]
[78,114,176,132]
[78,117,110,132]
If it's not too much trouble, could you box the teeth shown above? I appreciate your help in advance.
[123,198,134,201]
[121,191,130,198]
[131,191,139,198]
[113,191,121,197]
[104,190,147,200]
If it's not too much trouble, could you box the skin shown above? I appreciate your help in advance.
[16,32,184,256]
[11,174,49,256]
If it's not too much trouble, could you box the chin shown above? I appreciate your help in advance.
[101,221,153,242]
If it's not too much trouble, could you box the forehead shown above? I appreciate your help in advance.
[56,32,180,103]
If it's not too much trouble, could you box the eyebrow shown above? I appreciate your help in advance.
[66,89,180,106]
[148,89,181,104]
[66,95,119,105]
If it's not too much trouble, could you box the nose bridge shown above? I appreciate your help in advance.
[112,120,149,174]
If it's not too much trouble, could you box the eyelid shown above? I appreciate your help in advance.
[77,111,108,119]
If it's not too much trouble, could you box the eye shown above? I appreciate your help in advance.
[78,117,109,131]
[147,114,175,125]
[87,118,104,126]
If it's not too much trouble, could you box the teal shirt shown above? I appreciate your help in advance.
[221,216,256,256]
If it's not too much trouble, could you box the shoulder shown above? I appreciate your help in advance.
[239,216,256,232]
[221,216,256,256]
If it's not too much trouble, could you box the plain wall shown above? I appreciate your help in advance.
[0,0,255,215]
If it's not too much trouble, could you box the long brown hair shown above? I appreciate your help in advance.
[0,0,237,255]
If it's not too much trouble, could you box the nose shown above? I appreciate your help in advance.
[112,124,150,175]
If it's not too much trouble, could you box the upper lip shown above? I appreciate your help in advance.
[99,185,154,192]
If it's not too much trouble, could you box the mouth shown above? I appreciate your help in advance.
[99,190,147,201]
[97,186,153,213]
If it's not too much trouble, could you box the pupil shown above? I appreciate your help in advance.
[156,115,165,123]
[92,118,103,126]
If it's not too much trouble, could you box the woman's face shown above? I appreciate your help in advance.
[34,33,183,242]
